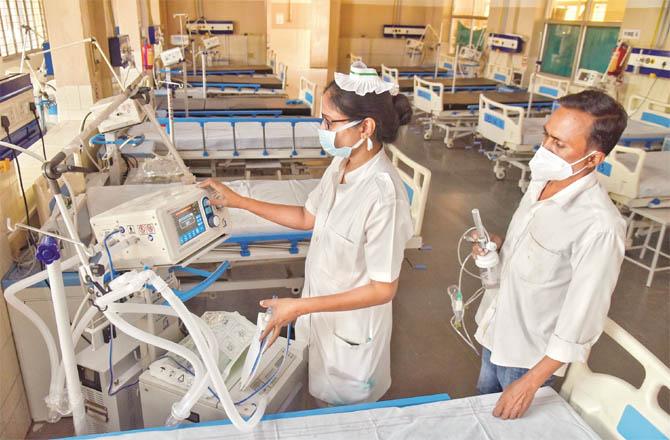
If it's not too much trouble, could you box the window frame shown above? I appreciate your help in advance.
[0,0,47,59]
[540,0,623,79]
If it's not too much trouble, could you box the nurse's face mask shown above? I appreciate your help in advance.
[318,119,365,158]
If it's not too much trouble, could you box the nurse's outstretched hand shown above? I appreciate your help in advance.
[259,297,304,348]
[197,178,245,208]
[492,375,539,420]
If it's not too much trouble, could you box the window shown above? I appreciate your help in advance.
[0,0,47,57]
[541,24,581,76]
[549,0,588,21]
[578,26,620,72]
[541,0,624,78]
[449,0,489,52]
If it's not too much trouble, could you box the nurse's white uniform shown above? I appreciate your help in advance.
[296,148,413,405]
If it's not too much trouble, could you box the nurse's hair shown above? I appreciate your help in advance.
[324,81,412,144]
[557,90,627,155]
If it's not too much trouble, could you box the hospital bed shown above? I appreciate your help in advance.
[156,76,317,118]
[85,143,430,293]
[190,143,431,268]
[63,388,602,439]
[561,317,670,440]
[413,76,555,148]
[181,62,289,97]
[619,95,670,149]
[596,145,670,209]
[171,63,275,76]
[156,96,312,117]
[133,115,325,163]
[386,63,524,94]
[476,74,571,192]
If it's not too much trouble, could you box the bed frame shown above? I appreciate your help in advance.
[561,317,670,440]
[596,145,670,208]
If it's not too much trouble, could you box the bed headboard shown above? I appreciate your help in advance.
[387,143,432,249]
[596,144,646,199]
[277,61,288,90]
[485,63,525,87]
[477,94,526,146]
[412,76,444,115]
[267,48,277,72]
[530,73,570,100]
[299,77,317,116]
[626,95,670,128]
[381,64,399,87]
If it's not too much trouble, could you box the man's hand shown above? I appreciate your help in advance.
[493,374,541,419]
[259,297,305,348]
[197,178,245,208]
[471,231,503,257]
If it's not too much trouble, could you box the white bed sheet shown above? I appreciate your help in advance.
[616,151,670,198]
[225,179,319,236]
[78,387,600,440]
[128,121,321,151]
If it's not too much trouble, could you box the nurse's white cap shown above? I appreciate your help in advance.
[334,61,399,97]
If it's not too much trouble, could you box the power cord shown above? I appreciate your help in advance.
[1,116,36,248]
[29,102,47,160]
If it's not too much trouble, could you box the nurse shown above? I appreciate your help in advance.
[198,62,414,405]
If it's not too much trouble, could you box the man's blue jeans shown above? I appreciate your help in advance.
[477,348,556,394]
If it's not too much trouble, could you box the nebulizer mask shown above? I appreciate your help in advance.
[446,209,500,356]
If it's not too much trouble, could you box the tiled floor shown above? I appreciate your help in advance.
[24,122,670,439]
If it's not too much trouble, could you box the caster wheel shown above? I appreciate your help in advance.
[445,139,454,149]
[423,131,432,141]
[519,181,529,193]
[495,169,506,180]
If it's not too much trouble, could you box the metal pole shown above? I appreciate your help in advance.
[46,259,88,436]
[451,45,459,94]
[201,51,207,99]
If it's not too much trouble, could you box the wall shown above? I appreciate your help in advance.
[619,0,670,106]
[338,0,445,70]
[160,0,267,66]
[487,0,548,87]
[0,163,31,440]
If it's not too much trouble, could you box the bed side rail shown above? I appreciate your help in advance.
[387,143,432,242]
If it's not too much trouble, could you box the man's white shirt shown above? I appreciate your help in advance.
[475,172,625,376]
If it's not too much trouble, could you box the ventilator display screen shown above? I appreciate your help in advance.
[173,202,205,245]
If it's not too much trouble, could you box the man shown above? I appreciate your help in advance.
[473,90,628,419]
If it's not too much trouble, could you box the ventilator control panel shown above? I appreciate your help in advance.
[90,186,228,269]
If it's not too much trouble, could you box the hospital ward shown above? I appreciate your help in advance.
[0,0,669,438]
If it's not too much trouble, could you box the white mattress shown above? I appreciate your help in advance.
[128,121,321,151]
[225,179,318,236]
[622,118,670,140]
[83,388,600,440]
[617,151,670,198]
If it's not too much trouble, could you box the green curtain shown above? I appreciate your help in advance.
[579,26,620,73]
[456,21,486,50]
[541,24,580,77]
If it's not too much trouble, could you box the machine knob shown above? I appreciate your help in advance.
[208,216,221,228]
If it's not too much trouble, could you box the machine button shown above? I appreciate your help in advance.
[202,198,210,207]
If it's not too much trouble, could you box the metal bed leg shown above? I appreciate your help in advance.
[647,224,666,287]
[640,224,655,259]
